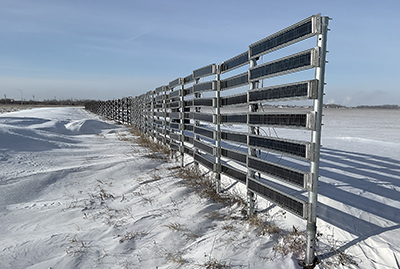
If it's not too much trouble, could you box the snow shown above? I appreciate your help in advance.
[1,107,400,268]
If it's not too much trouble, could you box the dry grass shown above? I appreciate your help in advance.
[176,166,246,209]
[202,258,229,269]
[118,230,148,243]
[164,251,187,265]
[248,214,282,236]
[273,226,306,259]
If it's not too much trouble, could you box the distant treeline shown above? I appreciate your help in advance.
[324,104,399,109]
[0,99,96,106]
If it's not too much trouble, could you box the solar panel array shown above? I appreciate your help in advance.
[86,14,328,221]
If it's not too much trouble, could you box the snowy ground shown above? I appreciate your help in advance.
[1,107,400,268]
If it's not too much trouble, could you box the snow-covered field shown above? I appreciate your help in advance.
[1,107,400,268]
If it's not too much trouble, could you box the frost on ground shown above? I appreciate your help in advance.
[0,107,400,268]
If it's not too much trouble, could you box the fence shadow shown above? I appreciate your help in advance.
[316,147,400,258]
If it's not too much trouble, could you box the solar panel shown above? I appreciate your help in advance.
[184,74,194,84]
[184,86,193,96]
[249,48,318,81]
[194,153,215,170]
[221,114,247,124]
[220,131,247,144]
[184,146,194,155]
[155,86,166,94]
[184,136,194,144]
[194,140,214,155]
[184,124,194,132]
[193,113,213,123]
[249,14,319,59]
[170,123,180,130]
[169,78,183,89]
[194,98,214,107]
[220,147,247,165]
[220,51,249,73]
[193,64,217,79]
[220,73,249,91]
[248,135,308,159]
[169,101,180,108]
[248,178,306,219]
[220,93,247,107]
[249,80,317,102]
[169,90,181,98]
[248,113,311,129]
[221,164,247,184]
[247,156,307,189]
[193,81,217,93]
[194,126,214,139]
[170,132,180,141]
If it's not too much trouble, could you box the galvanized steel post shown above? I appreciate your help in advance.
[215,66,221,193]
[305,16,329,267]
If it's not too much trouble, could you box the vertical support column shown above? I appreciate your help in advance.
[193,78,201,171]
[215,67,221,193]
[246,57,258,217]
[180,84,185,167]
[305,16,329,267]
[150,91,154,138]
[163,87,168,144]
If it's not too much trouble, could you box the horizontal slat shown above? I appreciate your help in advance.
[221,164,247,184]
[169,78,183,89]
[184,100,193,107]
[220,72,249,90]
[247,156,308,189]
[169,112,180,119]
[193,81,217,93]
[170,132,181,141]
[249,14,319,59]
[170,123,180,130]
[248,135,309,159]
[184,136,194,144]
[249,80,318,102]
[221,114,247,124]
[220,131,247,144]
[194,126,214,139]
[193,113,213,123]
[249,48,318,81]
[248,178,307,219]
[184,74,194,84]
[169,101,180,108]
[193,64,217,79]
[155,86,166,94]
[184,146,194,155]
[220,51,249,73]
[194,98,214,107]
[169,90,181,98]
[248,112,314,129]
[220,93,247,107]
[220,147,247,165]
[194,140,214,155]
[184,86,193,96]
[194,153,215,170]
[184,124,194,132]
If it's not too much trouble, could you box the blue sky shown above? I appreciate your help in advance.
[1,0,399,106]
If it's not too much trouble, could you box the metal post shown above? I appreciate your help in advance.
[247,57,258,217]
[163,87,167,144]
[305,16,329,267]
[180,83,185,167]
[215,67,221,193]
[193,78,201,171]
